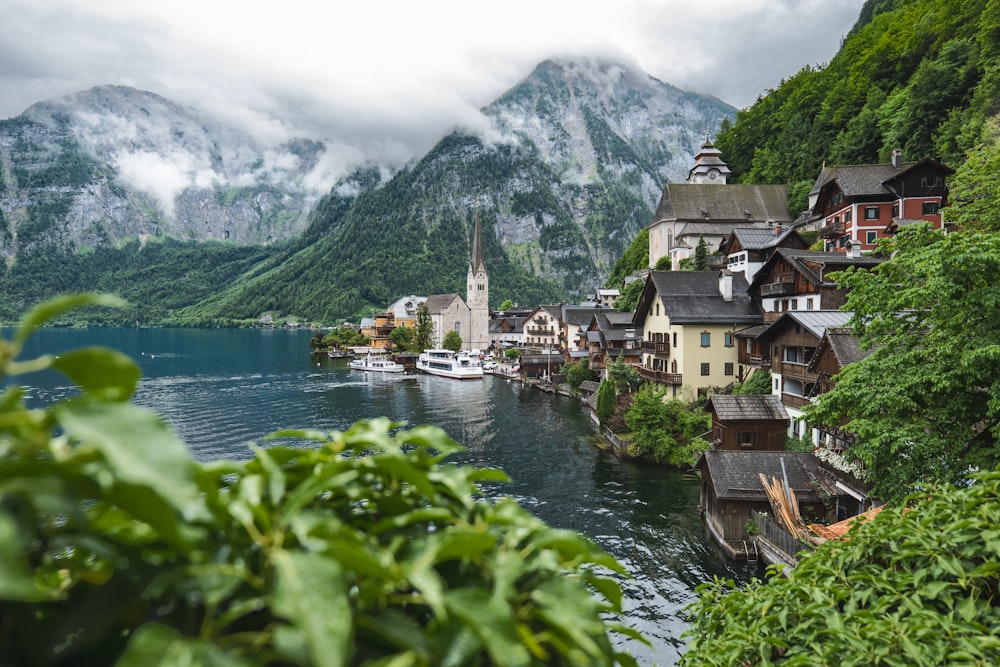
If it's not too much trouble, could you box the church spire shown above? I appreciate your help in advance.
[470,199,486,274]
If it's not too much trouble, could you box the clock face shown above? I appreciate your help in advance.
[709,171,717,180]
[477,272,484,279]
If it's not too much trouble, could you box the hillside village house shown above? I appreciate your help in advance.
[523,305,562,350]
[560,305,603,352]
[748,248,882,323]
[810,150,954,253]
[583,311,642,378]
[722,226,810,280]
[632,271,762,399]
[752,310,853,440]
[705,394,789,451]
[648,135,793,270]
[594,288,621,308]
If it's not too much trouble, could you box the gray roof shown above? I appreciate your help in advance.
[698,451,823,501]
[578,380,601,393]
[423,293,466,314]
[808,158,954,200]
[654,184,793,224]
[752,248,882,290]
[641,271,762,325]
[706,394,789,422]
[561,306,603,326]
[489,316,525,334]
[729,226,805,251]
[757,310,854,341]
[809,327,873,372]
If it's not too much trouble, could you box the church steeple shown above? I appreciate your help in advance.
[466,201,489,351]
[687,131,732,184]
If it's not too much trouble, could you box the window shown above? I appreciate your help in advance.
[655,304,660,316]
[724,332,734,347]
[834,215,840,224]
[845,210,852,222]
[791,298,798,310]
[746,339,752,353]
[866,231,878,244]
[806,298,814,311]
[923,201,940,215]
[892,203,900,217]
[724,362,734,376]
[700,363,710,376]
[737,431,757,448]
[864,206,879,220]
[672,332,677,348]
[700,332,711,347]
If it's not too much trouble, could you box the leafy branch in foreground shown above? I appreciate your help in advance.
[0,294,645,666]
[680,468,1000,666]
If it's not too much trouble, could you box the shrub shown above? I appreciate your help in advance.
[0,294,646,666]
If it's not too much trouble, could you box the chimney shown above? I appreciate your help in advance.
[773,224,783,236]
[719,271,733,302]
[849,241,861,258]
[891,149,902,169]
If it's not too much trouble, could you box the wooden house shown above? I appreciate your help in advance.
[749,248,881,323]
[705,394,789,451]
[696,451,834,560]
[583,311,642,378]
[721,226,810,280]
[809,151,954,253]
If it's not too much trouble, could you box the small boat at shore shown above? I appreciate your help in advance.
[417,349,484,380]
[327,349,355,359]
[349,353,405,373]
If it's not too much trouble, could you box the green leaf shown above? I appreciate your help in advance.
[115,622,254,667]
[444,588,531,667]
[0,512,50,601]
[55,401,208,525]
[51,347,141,401]
[273,550,353,667]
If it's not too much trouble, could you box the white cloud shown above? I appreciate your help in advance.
[1,0,866,189]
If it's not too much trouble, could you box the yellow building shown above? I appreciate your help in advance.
[633,271,762,400]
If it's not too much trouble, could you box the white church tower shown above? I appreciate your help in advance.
[466,206,489,352]
[687,132,732,184]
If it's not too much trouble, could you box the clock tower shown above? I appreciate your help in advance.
[466,206,489,352]
[687,132,731,184]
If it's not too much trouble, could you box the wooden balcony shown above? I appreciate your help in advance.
[781,393,813,410]
[641,341,669,354]
[637,367,683,385]
[525,327,555,336]
[820,221,846,238]
[760,280,795,297]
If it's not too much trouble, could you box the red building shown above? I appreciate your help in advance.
[809,150,954,253]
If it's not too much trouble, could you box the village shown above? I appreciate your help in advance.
[314,135,955,568]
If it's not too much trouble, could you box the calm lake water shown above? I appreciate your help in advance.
[14,327,754,665]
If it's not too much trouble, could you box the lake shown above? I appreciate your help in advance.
[14,327,755,665]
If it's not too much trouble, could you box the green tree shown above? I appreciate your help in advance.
[504,348,521,361]
[595,379,617,424]
[413,304,434,351]
[681,468,1000,666]
[693,236,709,271]
[624,384,710,466]
[607,356,642,394]
[654,255,672,271]
[613,279,644,312]
[497,298,513,311]
[563,359,597,390]
[732,369,772,395]
[945,117,1000,230]
[807,223,1000,502]
[442,329,462,352]
[0,294,646,666]
[388,325,414,351]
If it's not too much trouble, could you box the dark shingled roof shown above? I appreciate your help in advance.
[808,158,955,199]
[561,306,603,326]
[751,248,882,290]
[645,271,762,324]
[730,227,803,251]
[808,327,873,373]
[698,451,824,501]
[706,394,789,421]
[654,184,793,223]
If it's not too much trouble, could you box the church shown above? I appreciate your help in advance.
[648,134,793,270]
[421,208,489,351]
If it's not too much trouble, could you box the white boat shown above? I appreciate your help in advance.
[349,353,405,373]
[417,349,484,379]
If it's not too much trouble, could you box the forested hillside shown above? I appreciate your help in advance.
[715,0,1000,215]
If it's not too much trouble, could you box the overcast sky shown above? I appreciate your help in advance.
[3,0,866,170]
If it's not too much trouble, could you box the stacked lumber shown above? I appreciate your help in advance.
[759,473,812,541]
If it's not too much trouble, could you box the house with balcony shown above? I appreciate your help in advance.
[583,311,642,378]
[748,248,882,323]
[522,305,562,350]
[632,271,762,399]
[722,226,810,280]
[809,150,954,254]
[560,305,603,353]
[488,314,526,352]
[754,311,854,440]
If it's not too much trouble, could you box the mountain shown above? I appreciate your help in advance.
[0,85,329,255]
[180,59,736,323]
[0,59,735,324]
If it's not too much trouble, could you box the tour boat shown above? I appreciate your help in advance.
[349,353,405,373]
[417,349,484,379]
